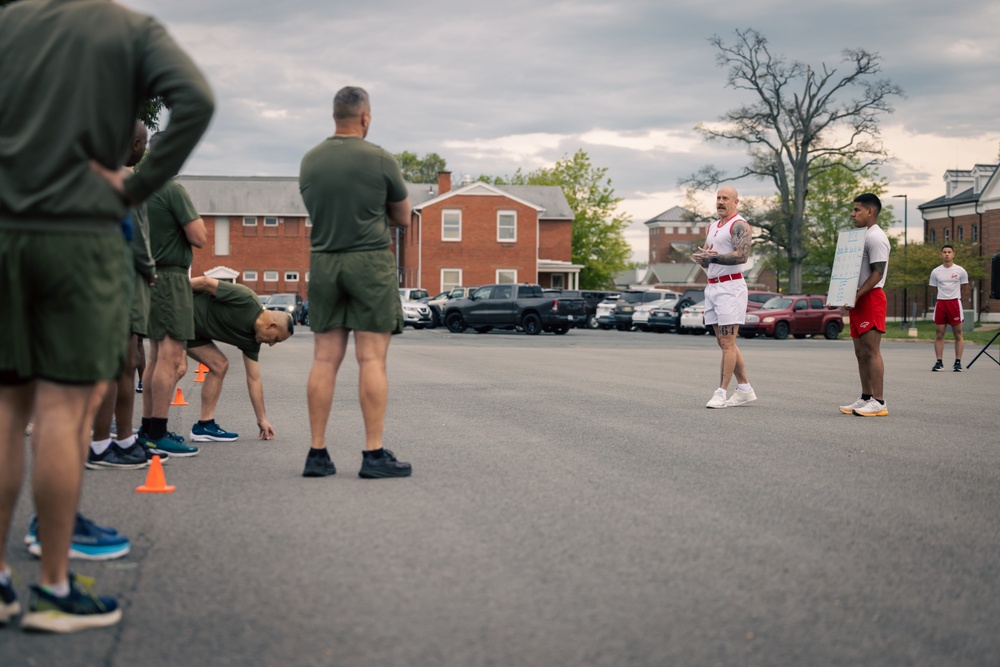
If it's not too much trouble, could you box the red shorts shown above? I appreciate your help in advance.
[933,299,963,326]
[850,288,886,338]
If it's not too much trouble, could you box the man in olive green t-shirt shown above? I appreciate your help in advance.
[298,86,412,480]
[140,139,207,458]
[186,277,293,442]
[0,0,213,633]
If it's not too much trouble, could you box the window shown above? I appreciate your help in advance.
[551,274,565,289]
[243,216,257,226]
[215,217,230,256]
[285,272,299,282]
[264,271,278,282]
[930,229,936,244]
[793,300,807,311]
[264,216,279,227]
[243,270,258,281]
[958,226,964,241]
[497,269,517,284]
[494,285,513,299]
[944,228,950,241]
[810,298,824,309]
[973,225,978,242]
[441,269,462,292]
[497,211,516,242]
[442,210,461,241]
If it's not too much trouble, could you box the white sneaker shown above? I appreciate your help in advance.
[706,389,728,409]
[726,387,757,407]
[852,398,888,417]
[839,397,867,415]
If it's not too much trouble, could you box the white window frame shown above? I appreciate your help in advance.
[215,217,230,256]
[496,269,517,284]
[304,216,312,227]
[285,271,299,282]
[943,228,950,241]
[497,210,516,242]
[243,216,257,226]
[442,209,461,242]
[264,216,279,227]
[305,271,310,282]
[243,270,258,281]
[551,274,565,289]
[263,271,279,282]
[441,269,462,292]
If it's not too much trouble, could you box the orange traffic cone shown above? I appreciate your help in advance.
[198,363,209,374]
[194,367,206,383]
[170,386,188,406]
[136,456,175,493]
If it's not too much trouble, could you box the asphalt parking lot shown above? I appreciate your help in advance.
[3,327,999,667]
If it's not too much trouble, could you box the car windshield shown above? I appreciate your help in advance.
[762,297,793,310]
[620,292,649,304]
[259,295,270,304]
[269,295,294,305]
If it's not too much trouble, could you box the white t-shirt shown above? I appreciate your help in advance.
[859,224,890,289]
[705,214,748,280]
[929,264,968,301]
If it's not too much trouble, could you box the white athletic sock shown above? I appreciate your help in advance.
[714,388,727,396]
[90,438,113,455]
[0,567,11,586]
[116,434,137,448]
[737,383,752,392]
[42,580,70,598]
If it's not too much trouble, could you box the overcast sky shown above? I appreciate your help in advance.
[128,0,1000,260]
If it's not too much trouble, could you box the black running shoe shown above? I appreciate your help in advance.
[953,360,962,372]
[303,451,336,477]
[359,449,412,479]
[85,444,148,470]
[932,360,944,372]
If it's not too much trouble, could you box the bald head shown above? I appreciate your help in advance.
[125,120,148,168]
[716,186,739,221]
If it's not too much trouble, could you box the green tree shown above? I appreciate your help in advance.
[487,150,631,289]
[394,151,447,183]
[684,28,903,294]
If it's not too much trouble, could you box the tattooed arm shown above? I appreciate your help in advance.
[703,219,751,267]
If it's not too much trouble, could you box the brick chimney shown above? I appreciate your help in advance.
[437,171,451,195]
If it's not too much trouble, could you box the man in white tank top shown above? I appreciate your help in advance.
[692,186,756,408]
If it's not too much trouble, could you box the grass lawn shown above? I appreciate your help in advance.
[879,320,1000,345]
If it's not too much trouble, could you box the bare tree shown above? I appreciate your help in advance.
[684,28,903,293]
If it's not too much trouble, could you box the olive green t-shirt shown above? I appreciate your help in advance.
[192,282,263,361]
[147,180,199,269]
[130,204,156,282]
[299,136,408,253]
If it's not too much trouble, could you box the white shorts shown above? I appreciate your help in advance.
[704,280,747,327]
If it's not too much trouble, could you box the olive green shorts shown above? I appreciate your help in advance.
[309,248,403,334]
[147,268,194,342]
[130,271,150,336]
[0,229,129,384]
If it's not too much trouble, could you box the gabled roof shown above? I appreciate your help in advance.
[412,181,573,220]
[642,206,706,226]
[642,263,703,285]
[919,164,999,211]
[918,187,979,210]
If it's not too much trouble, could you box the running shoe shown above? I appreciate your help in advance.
[190,420,239,442]
[726,387,757,407]
[932,360,943,372]
[21,573,121,633]
[302,449,336,477]
[839,397,867,414]
[953,360,962,372]
[852,398,889,417]
[359,449,412,479]
[140,433,199,458]
[85,443,148,470]
[705,389,728,409]
[26,514,129,561]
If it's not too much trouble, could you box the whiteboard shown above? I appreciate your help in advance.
[827,228,866,308]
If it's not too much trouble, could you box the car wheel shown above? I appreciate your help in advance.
[587,315,599,329]
[774,321,790,340]
[303,314,310,327]
[445,312,467,333]
[824,321,841,340]
[430,310,441,328]
[474,326,492,334]
[522,313,542,335]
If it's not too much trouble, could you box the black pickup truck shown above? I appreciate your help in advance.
[443,284,586,335]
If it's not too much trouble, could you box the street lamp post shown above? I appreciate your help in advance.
[893,194,908,326]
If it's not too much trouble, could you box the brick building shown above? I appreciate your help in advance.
[177,173,581,299]
[919,163,1000,319]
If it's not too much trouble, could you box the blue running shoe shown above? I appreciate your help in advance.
[21,573,121,633]
[1,573,20,625]
[190,420,238,442]
[138,431,198,457]
[24,513,119,546]
[27,514,130,561]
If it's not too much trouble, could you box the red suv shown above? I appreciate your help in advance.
[740,295,843,340]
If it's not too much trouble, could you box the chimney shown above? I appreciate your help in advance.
[437,171,451,195]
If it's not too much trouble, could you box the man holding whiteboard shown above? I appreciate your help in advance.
[839,194,890,417]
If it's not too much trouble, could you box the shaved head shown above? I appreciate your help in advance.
[716,186,739,220]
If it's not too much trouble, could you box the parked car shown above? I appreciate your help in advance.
[265,293,303,322]
[648,288,704,333]
[678,302,710,335]
[613,289,677,331]
[747,290,781,311]
[443,283,585,335]
[298,300,309,326]
[258,294,271,305]
[399,288,429,301]
[400,297,433,329]
[595,295,620,329]
[632,295,680,331]
[740,295,843,340]
[543,289,619,328]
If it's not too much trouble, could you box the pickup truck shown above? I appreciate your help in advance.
[442,284,586,335]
